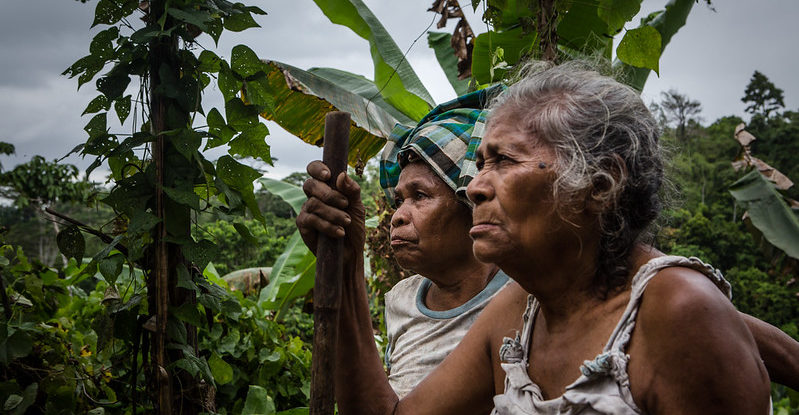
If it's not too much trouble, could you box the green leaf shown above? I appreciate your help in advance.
[557,0,612,55]
[7,382,37,415]
[471,28,536,84]
[427,32,470,96]
[242,77,276,113]
[232,222,259,245]
[57,225,85,264]
[83,95,111,115]
[127,210,160,235]
[729,170,799,260]
[99,253,125,285]
[4,394,22,411]
[130,25,161,44]
[171,303,205,327]
[598,0,642,33]
[97,74,131,100]
[167,317,188,344]
[208,353,234,385]
[257,178,306,215]
[5,330,34,361]
[93,0,137,27]
[206,108,236,148]
[223,9,260,32]
[114,95,132,124]
[312,0,434,119]
[308,66,414,126]
[259,231,316,319]
[231,44,265,78]
[217,156,264,222]
[171,129,203,160]
[225,98,258,131]
[242,385,275,415]
[198,50,222,73]
[616,25,661,75]
[63,55,105,89]
[84,113,109,139]
[182,239,217,271]
[167,7,212,31]
[612,0,695,90]
[228,123,271,164]
[89,26,119,61]
[164,185,201,210]
[259,61,391,166]
[176,264,199,292]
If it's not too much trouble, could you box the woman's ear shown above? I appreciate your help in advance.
[585,154,627,214]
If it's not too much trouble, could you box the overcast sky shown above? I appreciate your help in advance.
[1,0,797,181]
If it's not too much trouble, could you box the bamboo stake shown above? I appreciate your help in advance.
[310,112,350,415]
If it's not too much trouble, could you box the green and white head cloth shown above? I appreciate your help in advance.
[379,84,504,207]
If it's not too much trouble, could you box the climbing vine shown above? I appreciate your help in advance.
[55,0,299,412]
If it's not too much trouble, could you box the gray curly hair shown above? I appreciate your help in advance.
[488,61,663,297]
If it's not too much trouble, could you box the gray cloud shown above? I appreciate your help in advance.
[1,0,797,178]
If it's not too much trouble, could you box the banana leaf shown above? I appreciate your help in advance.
[308,67,415,126]
[258,231,316,318]
[256,178,315,317]
[260,60,396,166]
[312,0,434,121]
[257,177,306,214]
[729,170,799,260]
[427,32,471,96]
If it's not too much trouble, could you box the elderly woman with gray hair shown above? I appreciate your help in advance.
[297,63,787,414]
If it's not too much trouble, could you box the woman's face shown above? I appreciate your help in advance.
[466,116,565,268]
[389,162,474,274]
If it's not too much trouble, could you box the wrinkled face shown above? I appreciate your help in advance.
[465,115,563,268]
[389,162,474,274]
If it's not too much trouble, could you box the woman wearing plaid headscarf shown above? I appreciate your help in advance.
[297,63,798,414]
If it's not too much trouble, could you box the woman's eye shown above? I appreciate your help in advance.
[415,191,427,200]
[394,196,403,206]
[475,159,485,171]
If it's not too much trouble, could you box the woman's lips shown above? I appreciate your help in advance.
[469,223,499,238]
[390,237,416,247]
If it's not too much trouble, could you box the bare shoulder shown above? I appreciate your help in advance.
[628,265,771,414]
[478,281,529,335]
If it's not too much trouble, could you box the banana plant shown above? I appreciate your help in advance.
[257,0,708,311]
[729,124,799,260]
[255,177,315,321]
[261,0,705,166]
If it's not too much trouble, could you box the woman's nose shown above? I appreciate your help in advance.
[390,203,409,228]
[466,173,493,205]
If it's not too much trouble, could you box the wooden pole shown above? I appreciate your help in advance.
[310,112,350,415]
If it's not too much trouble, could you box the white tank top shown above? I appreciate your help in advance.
[489,255,763,415]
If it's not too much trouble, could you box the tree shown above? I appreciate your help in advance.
[653,89,702,143]
[742,70,785,119]
[0,155,92,264]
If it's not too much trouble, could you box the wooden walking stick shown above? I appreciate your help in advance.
[310,112,350,415]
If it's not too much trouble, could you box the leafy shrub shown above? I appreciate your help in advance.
[0,244,311,414]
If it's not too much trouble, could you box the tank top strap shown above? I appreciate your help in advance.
[498,295,537,364]
[604,256,732,353]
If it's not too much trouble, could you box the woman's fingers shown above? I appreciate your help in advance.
[302,170,349,211]
[307,160,331,181]
[297,208,346,239]
[336,171,362,202]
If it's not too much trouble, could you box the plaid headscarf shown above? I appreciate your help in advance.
[379,84,504,207]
